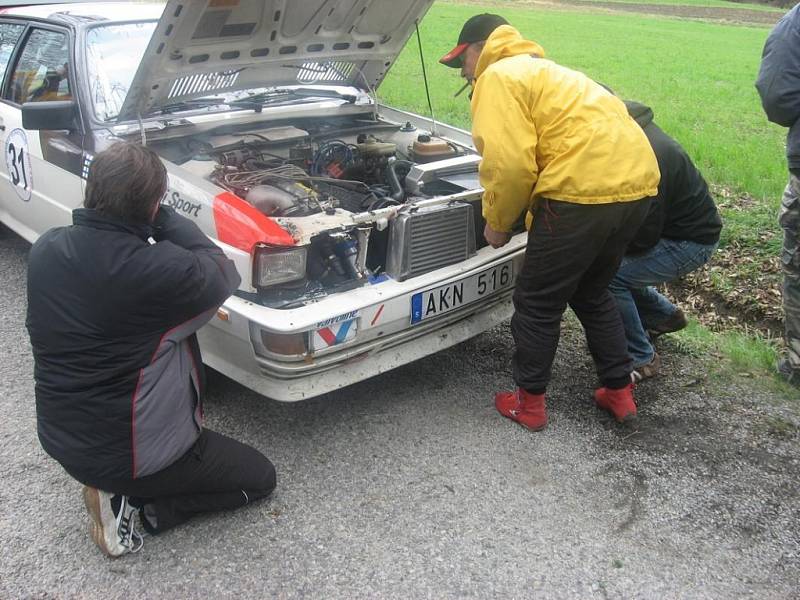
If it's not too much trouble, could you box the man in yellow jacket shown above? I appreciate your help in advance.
[440,14,660,430]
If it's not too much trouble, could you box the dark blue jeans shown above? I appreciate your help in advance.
[608,239,717,366]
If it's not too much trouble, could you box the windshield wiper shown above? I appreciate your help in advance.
[227,90,300,111]
[151,87,358,117]
[287,87,358,103]
[154,97,227,115]
[229,88,357,111]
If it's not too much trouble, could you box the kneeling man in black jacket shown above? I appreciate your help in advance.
[26,142,276,557]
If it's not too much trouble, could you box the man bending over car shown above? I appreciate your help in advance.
[26,142,276,558]
[440,14,660,430]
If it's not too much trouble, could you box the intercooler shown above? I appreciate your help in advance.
[384,202,476,281]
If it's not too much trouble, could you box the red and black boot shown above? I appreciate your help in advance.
[495,389,547,431]
[594,383,637,423]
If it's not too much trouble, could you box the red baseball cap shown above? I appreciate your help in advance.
[439,14,509,68]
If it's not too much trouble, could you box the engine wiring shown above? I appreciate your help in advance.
[208,132,430,217]
[216,162,371,194]
[310,140,357,177]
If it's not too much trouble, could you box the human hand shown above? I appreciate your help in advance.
[152,204,176,228]
[483,224,511,248]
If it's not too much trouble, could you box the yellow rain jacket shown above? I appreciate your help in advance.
[471,26,660,233]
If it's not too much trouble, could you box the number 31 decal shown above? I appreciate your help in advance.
[5,129,33,202]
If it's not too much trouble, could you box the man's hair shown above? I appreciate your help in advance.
[84,142,166,224]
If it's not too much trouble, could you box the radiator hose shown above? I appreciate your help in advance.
[385,160,413,203]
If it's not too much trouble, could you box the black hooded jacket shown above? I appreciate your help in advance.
[625,101,722,254]
[757,4,800,175]
[26,207,241,482]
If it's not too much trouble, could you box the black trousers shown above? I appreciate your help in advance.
[69,429,276,534]
[511,198,651,392]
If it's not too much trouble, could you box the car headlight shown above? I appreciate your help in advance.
[253,245,307,287]
[249,322,308,358]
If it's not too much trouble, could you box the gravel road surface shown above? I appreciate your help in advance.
[1,223,798,599]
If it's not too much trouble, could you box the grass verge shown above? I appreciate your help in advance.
[663,320,796,395]
[573,0,783,12]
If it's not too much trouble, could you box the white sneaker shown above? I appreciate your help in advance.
[82,487,143,557]
[115,495,144,554]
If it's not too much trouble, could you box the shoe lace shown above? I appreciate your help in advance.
[116,498,144,554]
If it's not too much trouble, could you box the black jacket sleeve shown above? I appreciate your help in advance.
[148,206,241,326]
[756,6,800,127]
[627,196,665,254]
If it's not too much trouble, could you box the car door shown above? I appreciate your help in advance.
[0,23,84,242]
[0,21,26,229]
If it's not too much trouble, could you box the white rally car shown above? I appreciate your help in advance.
[0,1,526,400]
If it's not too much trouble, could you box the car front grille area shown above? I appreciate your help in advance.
[385,202,476,282]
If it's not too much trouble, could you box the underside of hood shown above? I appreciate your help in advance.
[118,0,434,121]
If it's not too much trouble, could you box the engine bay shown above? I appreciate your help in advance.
[148,115,487,307]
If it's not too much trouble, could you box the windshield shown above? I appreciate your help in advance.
[86,21,157,121]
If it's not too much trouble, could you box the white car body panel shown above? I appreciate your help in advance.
[0,1,528,402]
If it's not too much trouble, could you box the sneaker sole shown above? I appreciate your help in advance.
[519,422,547,432]
[601,409,639,426]
[497,411,547,432]
[82,487,125,558]
[647,323,687,340]
[595,402,638,425]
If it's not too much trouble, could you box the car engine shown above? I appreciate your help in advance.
[150,118,485,307]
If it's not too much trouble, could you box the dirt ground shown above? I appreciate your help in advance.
[463,0,784,25]
[1,220,798,597]
[538,0,781,25]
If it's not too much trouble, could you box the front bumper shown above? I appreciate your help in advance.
[197,243,525,401]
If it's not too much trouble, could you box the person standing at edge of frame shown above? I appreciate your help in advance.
[26,142,277,558]
[439,14,660,430]
[757,4,800,388]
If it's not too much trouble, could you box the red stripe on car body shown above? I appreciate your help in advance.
[317,327,336,346]
[213,191,295,252]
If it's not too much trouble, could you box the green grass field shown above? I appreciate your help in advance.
[380,1,786,254]
[579,0,782,11]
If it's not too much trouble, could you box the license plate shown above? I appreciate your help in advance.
[411,260,513,324]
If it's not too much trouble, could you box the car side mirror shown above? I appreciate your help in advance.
[21,100,79,131]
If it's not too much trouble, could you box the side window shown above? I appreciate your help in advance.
[8,28,71,104]
[0,23,24,87]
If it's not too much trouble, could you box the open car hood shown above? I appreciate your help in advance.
[117,0,434,121]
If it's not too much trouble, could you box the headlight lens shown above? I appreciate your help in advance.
[253,245,307,287]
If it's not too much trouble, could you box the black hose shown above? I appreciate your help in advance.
[385,160,413,203]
